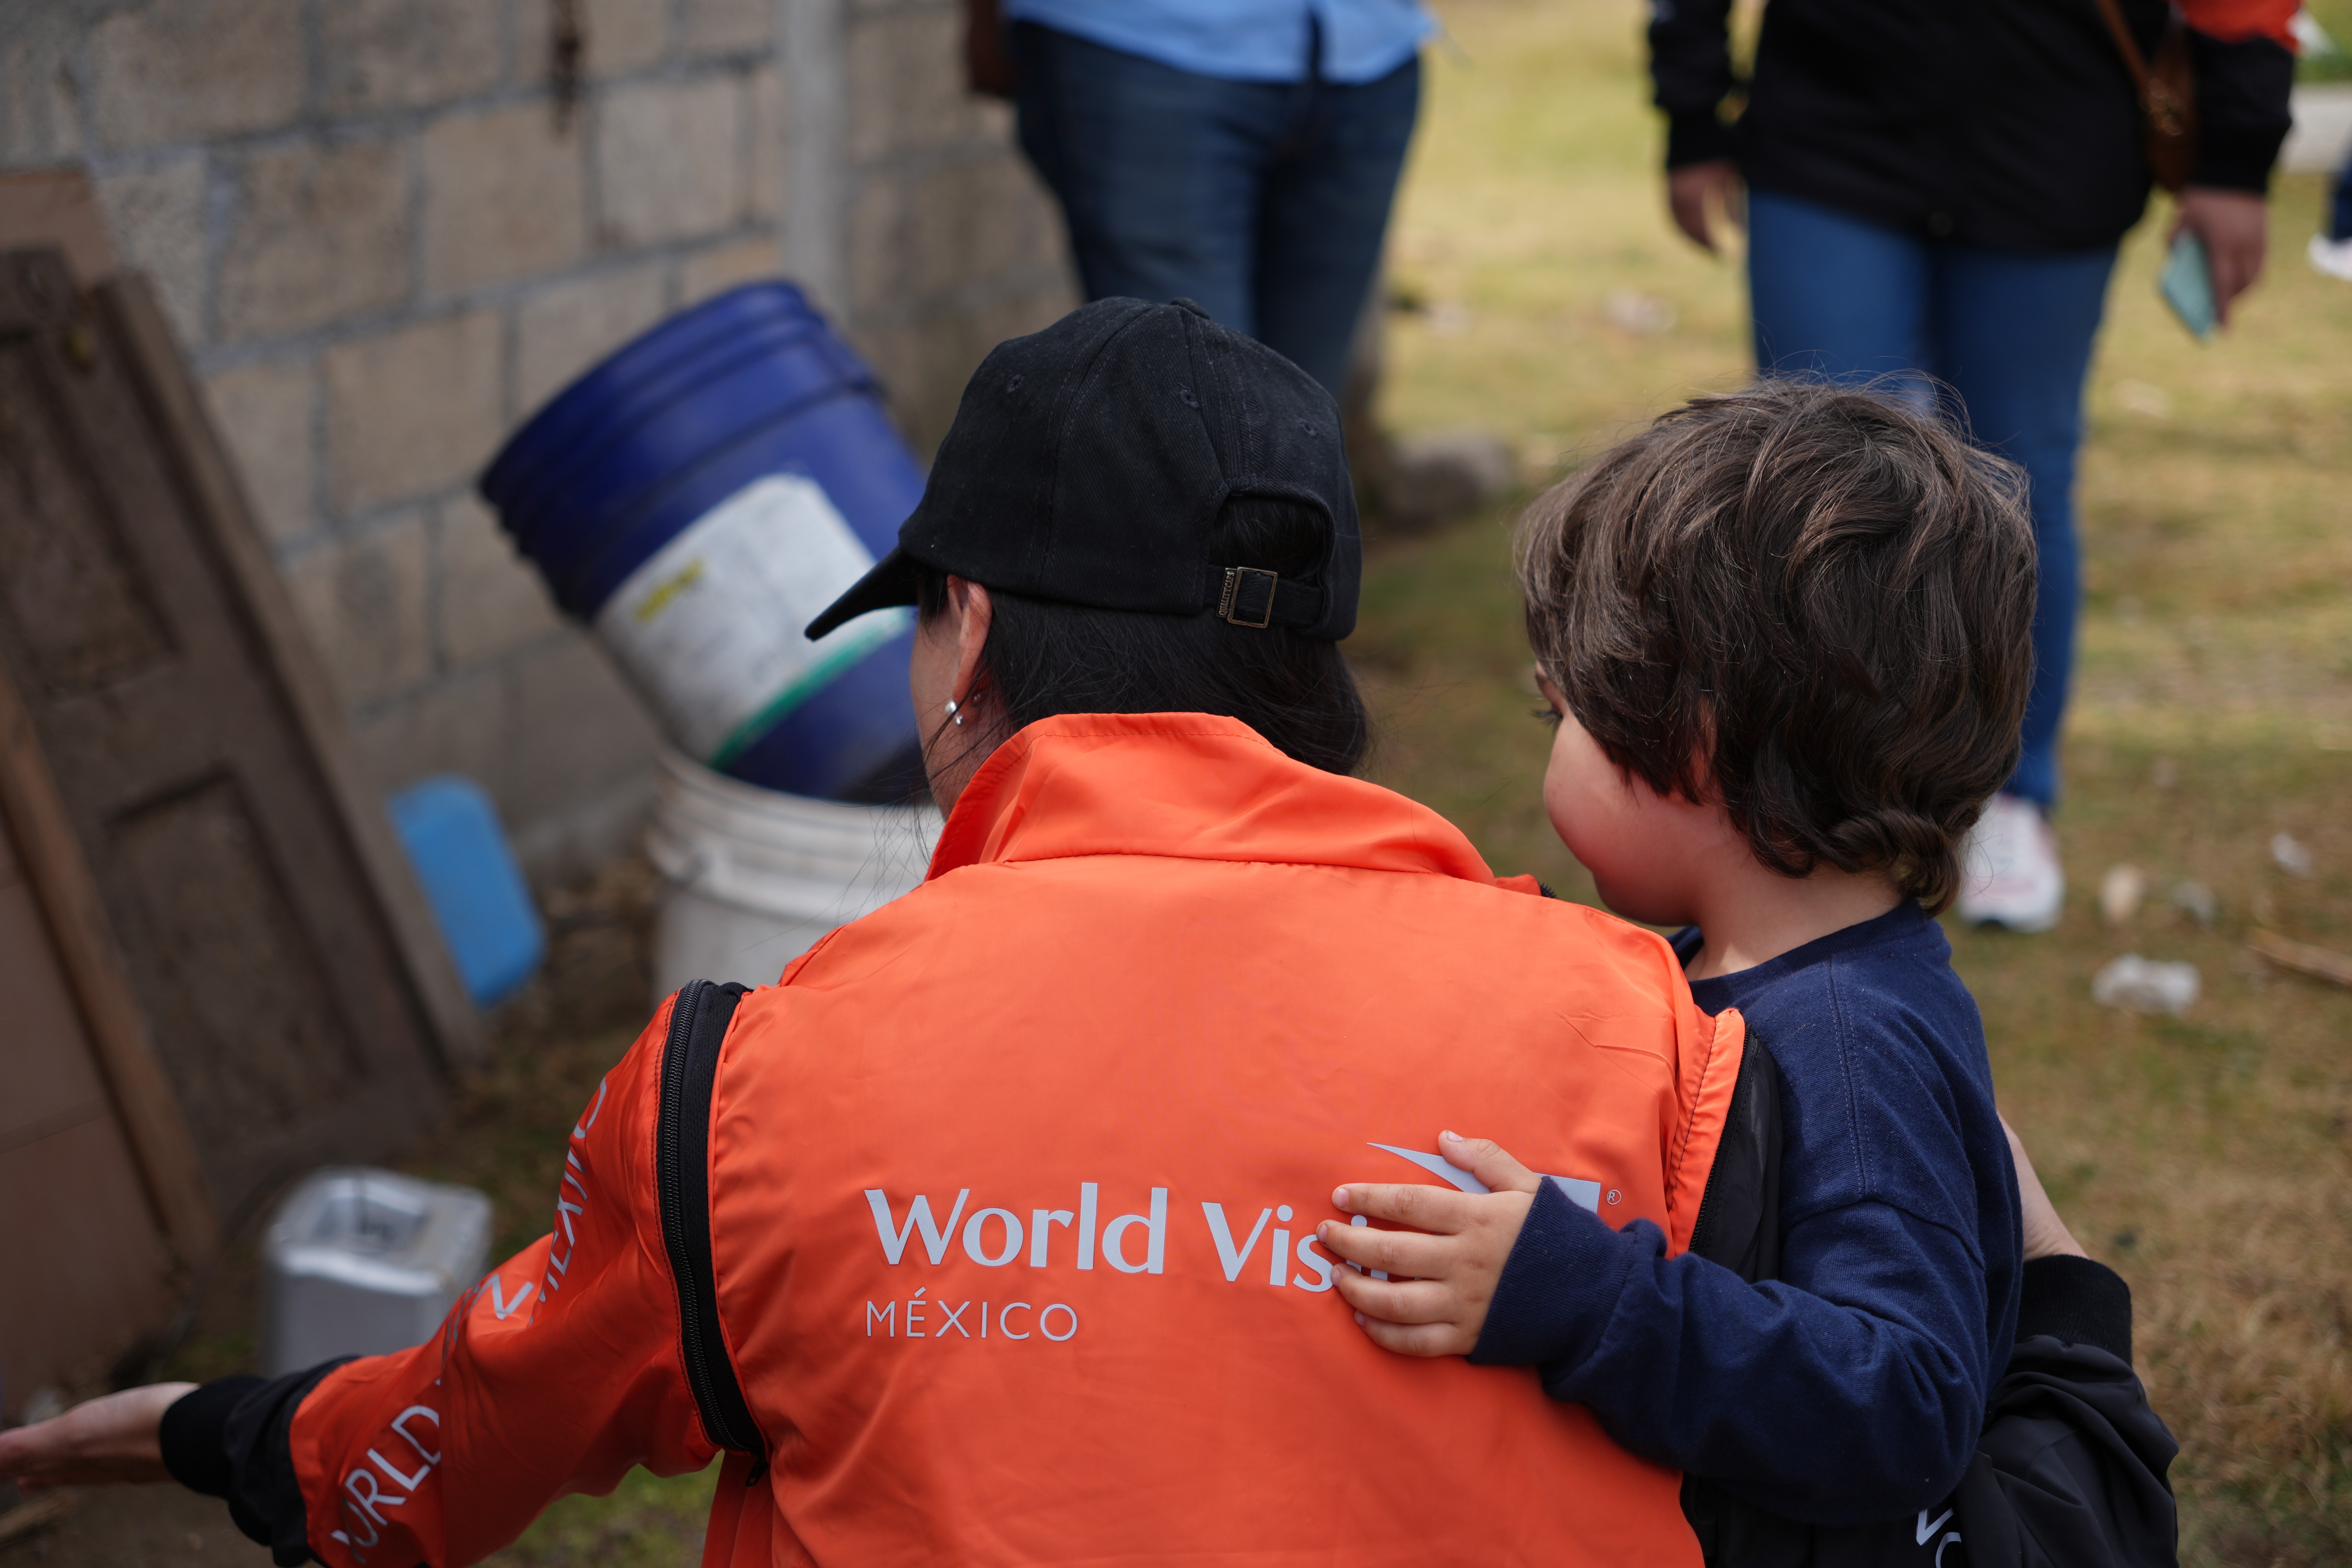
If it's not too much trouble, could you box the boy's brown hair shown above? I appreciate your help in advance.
[1516,379,2036,912]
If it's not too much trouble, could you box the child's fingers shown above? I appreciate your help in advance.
[1437,1130,1543,1195]
[1314,1219,1453,1277]
[1354,1313,1475,1358]
[1330,1269,1459,1325]
[1331,1181,1481,1234]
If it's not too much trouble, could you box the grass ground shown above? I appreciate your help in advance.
[1363,2,2352,1561]
[130,6,2349,1561]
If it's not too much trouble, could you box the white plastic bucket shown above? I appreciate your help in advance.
[646,749,940,1000]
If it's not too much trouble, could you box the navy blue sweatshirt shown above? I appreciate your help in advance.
[1471,901,2022,1525]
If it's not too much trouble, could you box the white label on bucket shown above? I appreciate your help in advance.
[593,474,910,765]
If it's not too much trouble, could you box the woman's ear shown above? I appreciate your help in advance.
[948,578,994,710]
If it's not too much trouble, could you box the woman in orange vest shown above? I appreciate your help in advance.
[0,298,1753,1567]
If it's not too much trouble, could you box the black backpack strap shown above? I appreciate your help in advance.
[1678,1037,1807,1565]
[1685,1031,1785,1285]
[655,979,768,1477]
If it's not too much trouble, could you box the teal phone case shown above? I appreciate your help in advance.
[2160,231,2217,339]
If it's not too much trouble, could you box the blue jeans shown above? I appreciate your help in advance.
[1747,188,2119,809]
[1012,23,1420,397]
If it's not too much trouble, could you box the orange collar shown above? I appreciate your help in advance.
[928,713,1498,884]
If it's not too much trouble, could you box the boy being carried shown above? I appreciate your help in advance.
[1320,382,2034,1530]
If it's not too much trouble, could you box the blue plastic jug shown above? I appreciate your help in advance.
[387,776,545,1008]
[479,282,928,802]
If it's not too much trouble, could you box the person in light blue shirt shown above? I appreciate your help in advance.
[1005,0,1428,84]
[966,0,1432,397]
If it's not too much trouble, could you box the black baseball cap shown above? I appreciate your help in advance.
[805,297,1359,642]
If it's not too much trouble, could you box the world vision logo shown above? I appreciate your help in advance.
[857,1145,1606,1344]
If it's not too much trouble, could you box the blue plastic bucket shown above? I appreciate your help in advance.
[479,282,927,802]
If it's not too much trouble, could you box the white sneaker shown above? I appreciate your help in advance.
[1956,793,2064,933]
[2312,233,2352,282]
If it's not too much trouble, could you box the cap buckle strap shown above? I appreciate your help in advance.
[1218,566,1279,630]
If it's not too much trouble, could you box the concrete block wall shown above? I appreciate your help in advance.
[0,0,1075,876]
[834,0,1074,451]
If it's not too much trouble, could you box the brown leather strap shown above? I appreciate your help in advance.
[2089,0,2154,96]
[2090,0,2196,179]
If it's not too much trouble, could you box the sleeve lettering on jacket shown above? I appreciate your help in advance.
[325,1406,442,1558]
[488,1276,536,1320]
[543,1081,605,1303]
[294,1029,714,1568]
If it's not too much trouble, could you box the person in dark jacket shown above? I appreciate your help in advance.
[1947,1123,2178,1568]
[1650,0,2298,937]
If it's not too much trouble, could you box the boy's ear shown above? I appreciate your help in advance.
[1675,695,1722,808]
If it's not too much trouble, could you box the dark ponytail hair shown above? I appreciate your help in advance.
[914,494,1370,777]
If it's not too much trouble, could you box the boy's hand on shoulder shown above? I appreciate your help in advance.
[1319,1132,1542,1357]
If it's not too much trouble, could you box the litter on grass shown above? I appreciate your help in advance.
[2100,864,2146,926]
[2247,928,2352,989]
[2093,954,2200,1015]
[2170,880,2219,928]
[1604,291,1677,333]
[2271,832,2316,879]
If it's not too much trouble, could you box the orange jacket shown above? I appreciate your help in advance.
[2181,0,2298,47]
[286,713,1748,1566]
